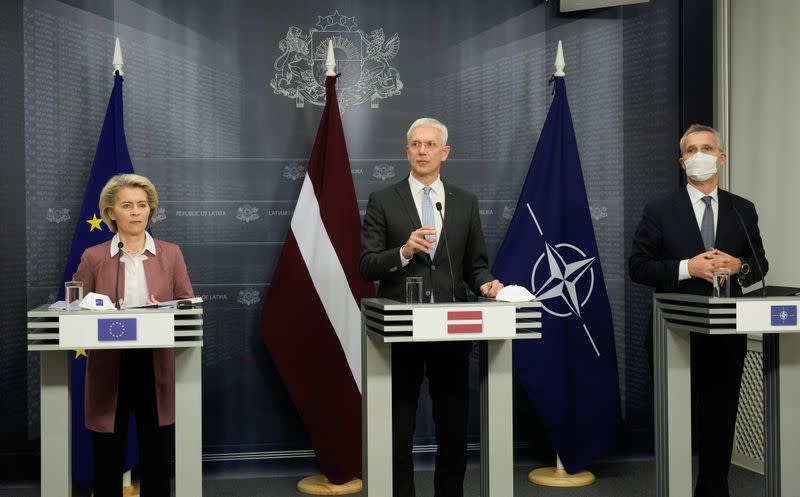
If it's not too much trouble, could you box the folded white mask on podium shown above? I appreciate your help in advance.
[495,285,535,302]
[80,292,116,310]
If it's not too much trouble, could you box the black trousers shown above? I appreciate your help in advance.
[691,333,746,497]
[92,349,174,497]
[646,319,747,497]
[392,341,471,497]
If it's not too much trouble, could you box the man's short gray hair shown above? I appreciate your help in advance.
[679,124,725,154]
[406,117,449,146]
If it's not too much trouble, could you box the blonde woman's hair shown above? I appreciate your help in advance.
[98,174,159,232]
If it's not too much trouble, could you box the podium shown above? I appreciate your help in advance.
[360,298,542,497]
[653,294,800,497]
[27,305,204,497]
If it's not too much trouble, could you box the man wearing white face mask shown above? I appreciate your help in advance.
[629,124,768,497]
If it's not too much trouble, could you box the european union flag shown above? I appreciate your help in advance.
[771,305,797,326]
[492,74,621,473]
[98,318,138,341]
[58,72,138,490]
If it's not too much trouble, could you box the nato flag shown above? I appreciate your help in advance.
[57,72,138,490]
[492,76,620,473]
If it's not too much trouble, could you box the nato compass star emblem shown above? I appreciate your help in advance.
[532,242,596,318]
[527,203,601,356]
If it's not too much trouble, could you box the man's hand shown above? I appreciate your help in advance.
[688,249,743,282]
[401,226,436,259]
[707,249,743,274]
[480,279,504,298]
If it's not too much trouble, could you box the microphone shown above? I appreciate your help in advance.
[435,202,456,303]
[115,241,124,309]
[730,203,766,297]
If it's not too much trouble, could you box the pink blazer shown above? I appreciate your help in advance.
[73,239,194,433]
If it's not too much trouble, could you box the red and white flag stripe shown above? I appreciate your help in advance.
[292,176,363,389]
[447,310,483,334]
[260,75,374,484]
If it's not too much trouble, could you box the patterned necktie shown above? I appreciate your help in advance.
[422,186,437,257]
[700,196,715,250]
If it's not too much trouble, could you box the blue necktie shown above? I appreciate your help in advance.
[422,186,437,257]
[700,196,715,250]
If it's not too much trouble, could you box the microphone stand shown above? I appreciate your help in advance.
[435,202,456,303]
[115,241,124,309]
[730,203,766,297]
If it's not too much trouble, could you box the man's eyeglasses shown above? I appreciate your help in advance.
[407,140,441,151]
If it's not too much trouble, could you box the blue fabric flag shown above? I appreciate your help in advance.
[58,72,138,490]
[492,76,620,473]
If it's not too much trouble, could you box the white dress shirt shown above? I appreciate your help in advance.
[400,175,445,266]
[110,232,156,306]
[678,184,718,281]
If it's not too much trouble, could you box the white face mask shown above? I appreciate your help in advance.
[683,152,719,182]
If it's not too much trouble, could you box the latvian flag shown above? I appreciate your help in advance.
[447,310,483,334]
[260,75,375,484]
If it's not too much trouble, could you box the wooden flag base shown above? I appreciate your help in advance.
[297,475,363,495]
[528,466,595,487]
[122,483,139,497]
[92,483,139,497]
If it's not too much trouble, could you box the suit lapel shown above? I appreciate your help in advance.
[433,182,458,263]
[678,188,707,253]
[714,190,737,251]
[394,177,421,231]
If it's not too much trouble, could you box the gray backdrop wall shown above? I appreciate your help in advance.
[1,0,682,476]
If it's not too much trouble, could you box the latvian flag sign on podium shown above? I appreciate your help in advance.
[260,74,375,484]
[447,310,484,334]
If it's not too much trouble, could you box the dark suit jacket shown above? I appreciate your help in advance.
[360,176,494,301]
[629,187,768,296]
[73,239,194,432]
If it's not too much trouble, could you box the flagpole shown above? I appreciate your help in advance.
[294,39,362,497]
[526,41,596,490]
[113,34,140,497]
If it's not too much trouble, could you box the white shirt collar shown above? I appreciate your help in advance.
[110,231,156,256]
[408,174,443,195]
[686,183,718,203]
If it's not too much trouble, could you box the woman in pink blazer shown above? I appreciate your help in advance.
[73,174,193,497]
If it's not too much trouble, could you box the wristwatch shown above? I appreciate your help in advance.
[739,258,750,276]
[737,258,750,286]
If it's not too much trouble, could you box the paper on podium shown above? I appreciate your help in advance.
[122,296,203,309]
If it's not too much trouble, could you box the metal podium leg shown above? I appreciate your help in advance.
[764,333,800,497]
[362,332,392,497]
[175,346,202,497]
[654,304,692,497]
[479,340,514,497]
[40,351,72,497]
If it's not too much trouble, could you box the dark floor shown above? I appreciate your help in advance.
[0,459,764,497]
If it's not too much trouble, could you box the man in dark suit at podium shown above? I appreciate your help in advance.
[629,124,768,497]
[360,117,503,497]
